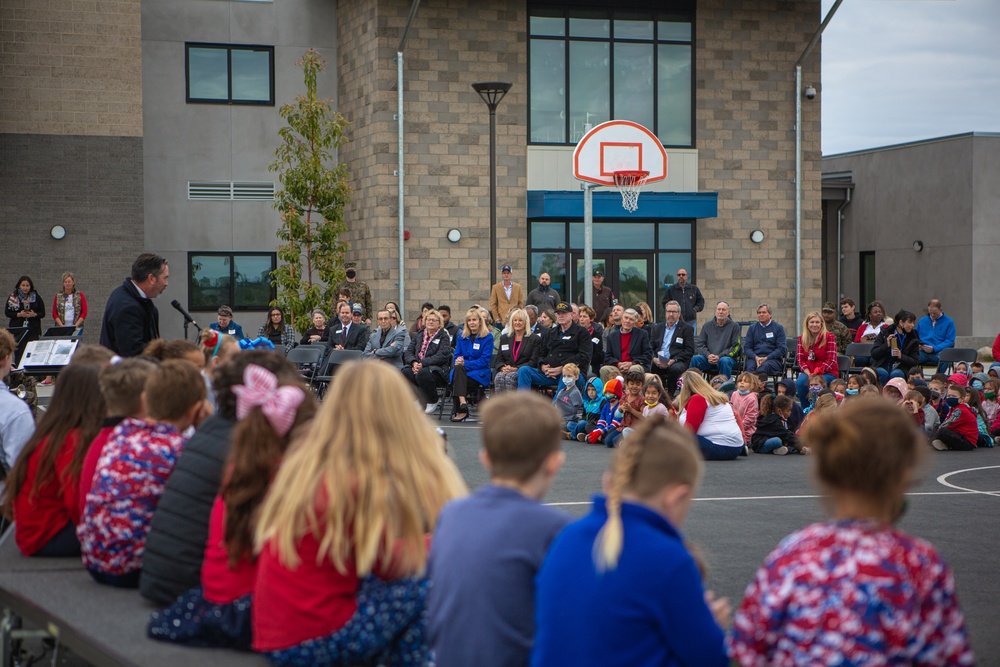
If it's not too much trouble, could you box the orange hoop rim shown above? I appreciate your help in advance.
[613,170,650,185]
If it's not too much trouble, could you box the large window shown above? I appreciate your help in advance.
[189,252,276,311]
[529,4,694,146]
[186,43,275,105]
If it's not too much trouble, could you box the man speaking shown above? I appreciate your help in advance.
[100,253,169,356]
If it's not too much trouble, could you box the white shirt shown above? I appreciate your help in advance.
[679,401,743,448]
[0,390,35,495]
[659,321,678,358]
[503,282,513,300]
[63,294,75,325]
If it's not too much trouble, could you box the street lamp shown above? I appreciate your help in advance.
[472,81,512,288]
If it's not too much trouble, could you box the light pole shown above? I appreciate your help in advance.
[472,81,512,288]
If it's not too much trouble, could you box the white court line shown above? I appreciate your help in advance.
[545,489,1000,507]
[936,465,1000,498]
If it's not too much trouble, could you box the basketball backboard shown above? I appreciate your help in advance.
[572,120,667,186]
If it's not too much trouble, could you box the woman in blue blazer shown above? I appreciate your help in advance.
[449,307,494,422]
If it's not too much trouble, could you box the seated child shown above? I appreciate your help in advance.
[729,373,759,444]
[798,392,838,435]
[5,364,105,557]
[931,384,979,451]
[622,378,675,438]
[553,363,584,439]
[427,393,571,667]
[729,398,973,665]
[568,377,605,441]
[148,363,315,649]
[970,362,985,376]
[828,379,847,399]
[803,374,828,412]
[79,359,210,586]
[882,377,908,404]
[775,379,804,432]
[750,395,800,456]
[981,379,999,424]
[532,416,729,667]
[912,386,939,435]
[859,384,881,398]
[964,388,994,448]
[582,378,623,446]
[608,369,646,448]
[902,390,929,432]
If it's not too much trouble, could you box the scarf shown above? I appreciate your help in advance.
[419,329,434,359]
[56,291,82,323]
[8,289,36,311]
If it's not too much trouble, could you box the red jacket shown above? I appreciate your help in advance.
[942,405,979,447]
[201,496,257,604]
[992,332,1000,365]
[797,332,838,375]
[14,430,84,556]
[854,321,889,343]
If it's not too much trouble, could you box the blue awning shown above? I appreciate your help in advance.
[527,190,718,219]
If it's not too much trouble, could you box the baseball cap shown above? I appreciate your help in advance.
[217,305,233,317]
[501,264,512,273]
[821,301,836,312]
[593,269,603,277]
[352,303,363,314]
[554,302,572,313]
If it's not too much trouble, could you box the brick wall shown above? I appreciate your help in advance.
[0,0,142,136]
[696,1,822,333]
[337,0,526,321]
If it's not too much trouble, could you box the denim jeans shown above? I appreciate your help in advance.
[604,429,625,448]
[695,435,742,460]
[690,355,736,379]
[918,350,950,375]
[796,372,837,404]
[875,367,906,386]
[760,437,785,454]
[517,366,586,392]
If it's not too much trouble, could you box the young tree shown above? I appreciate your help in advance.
[270,49,351,333]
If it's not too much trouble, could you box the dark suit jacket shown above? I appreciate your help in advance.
[404,328,453,375]
[649,320,695,365]
[327,321,369,352]
[492,332,541,373]
[604,326,653,370]
[99,278,160,357]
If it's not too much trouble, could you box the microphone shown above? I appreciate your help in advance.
[170,300,201,330]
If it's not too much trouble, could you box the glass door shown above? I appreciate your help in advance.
[571,253,653,317]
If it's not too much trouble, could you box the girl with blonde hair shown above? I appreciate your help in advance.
[677,370,745,460]
[251,361,467,665]
[533,415,729,666]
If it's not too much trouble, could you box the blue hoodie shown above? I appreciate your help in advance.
[582,377,606,419]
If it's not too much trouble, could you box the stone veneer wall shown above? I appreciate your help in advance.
[695,1,822,332]
[337,0,527,320]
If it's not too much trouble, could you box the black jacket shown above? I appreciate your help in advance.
[99,278,160,357]
[661,282,704,323]
[493,332,542,372]
[538,322,591,370]
[649,320,695,365]
[5,292,45,339]
[871,326,921,376]
[604,326,653,370]
[750,413,798,452]
[404,328,453,375]
[327,321,369,352]
[139,415,234,604]
[584,322,605,373]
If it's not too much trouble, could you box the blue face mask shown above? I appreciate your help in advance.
[846,388,858,395]
[972,380,984,389]
[809,386,823,394]
[737,389,750,395]
[945,396,960,408]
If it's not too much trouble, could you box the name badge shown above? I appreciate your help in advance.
[228,329,236,335]
[676,337,683,344]
[473,343,481,350]
[591,337,600,344]
[562,335,572,340]
[430,339,440,345]
[501,344,510,351]
[765,332,774,339]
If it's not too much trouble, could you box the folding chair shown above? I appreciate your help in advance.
[837,354,851,381]
[845,343,874,376]
[938,348,979,375]
[286,345,324,385]
[312,349,363,397]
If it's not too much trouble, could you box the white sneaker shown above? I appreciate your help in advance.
[772,446,788,456]
[424,401,440,414]
[930,439,948,451]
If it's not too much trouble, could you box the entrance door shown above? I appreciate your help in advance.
[572,253,654,319]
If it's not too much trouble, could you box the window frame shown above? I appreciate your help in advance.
[185,42,275,106]
[527,4,696,148]
[188,251,277,312]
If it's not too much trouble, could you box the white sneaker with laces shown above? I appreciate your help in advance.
[424,401,440,414]
[773,446,789,456]
[930,439,949,451]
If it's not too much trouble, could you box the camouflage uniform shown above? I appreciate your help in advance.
[334,279,373,321]
[828,317,852,354]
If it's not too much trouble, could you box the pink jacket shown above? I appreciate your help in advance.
[730,390,759,440]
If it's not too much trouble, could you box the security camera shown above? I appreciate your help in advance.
[804,86,817,100]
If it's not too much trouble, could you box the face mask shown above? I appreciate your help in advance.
[809,386,822,394]
[972,381,983,389]
[931,390,941,400]
[737,389,750,395]
[562,376,575,386]
[645,399,658,407]
[945,397,960,408]
[346,270,356,279]
[846,388,858,395]
[986,391,996,400]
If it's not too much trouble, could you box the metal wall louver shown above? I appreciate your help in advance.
[187,181,275,201]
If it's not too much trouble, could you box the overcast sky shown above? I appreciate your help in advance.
[820,0,1000,155]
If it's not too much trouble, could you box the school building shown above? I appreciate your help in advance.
[1,0,825,341]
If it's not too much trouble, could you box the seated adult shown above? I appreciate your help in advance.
[916,299,956,374]
[854,300,890,344]
[677,370,745,461]
[599,308,652,385]
[838,298,863,338]
[601,304,624,344]
[691,301,740,379]
[449,308,494,422]
[743,303,787,378]
[258,306,296,355]
[409,301,436,336]
[822,302,852,354]
[299,308,329,345]
[402,309,452,413]
[872,309,921,385]
[140,351,297,605]
[328,300,368,352]
[524,305,539,335]
[438,304,461,344]
[578,305,604,376]
[363,309,407,368]
[208,305,245,340]
[795,311,838,404]
[492,308,540,393]
[536,308,556,334]
[650,300,695,397]
[517,302,590,392]
[634,301,654,332]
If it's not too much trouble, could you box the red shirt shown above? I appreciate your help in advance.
[14,430,84,556]
[619,330,633,364]
[78,425,116,513]
[943,405,979,446]
[797,331,837,375]
[201,495,257,604]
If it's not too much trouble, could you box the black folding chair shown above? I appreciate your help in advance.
[837,354,851,381]
[286,345,325,385]
[312,349,363,397]
[938,348,979,375]
[845,343,874,376]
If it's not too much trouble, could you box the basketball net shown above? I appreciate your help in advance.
[613,170,650,213]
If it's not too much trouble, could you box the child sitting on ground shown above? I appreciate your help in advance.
[729,398,973,665]
[730,372,759,445]
[798,392,838,436]
[533,416,730,667]
[775,379,804,432]
[610,368,646,448]
[4,364,105,557]
[750,394,801,456]
[583,378,623,446]
[622,378,675,438]
[981,379,999,424]
[882,377,908,404]
[803,374,828,412]
[553,363,584,440]
[568,377,605,441]
[427,393,570,667]
[859,384,881,398]
[911,385,939,435]
[902,389,930,432]
[148,363,315,649]
[79,359,211,586]
[964,388,994,448]
[931,384,979,451]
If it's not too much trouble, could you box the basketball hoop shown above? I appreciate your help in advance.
[613,170,650,213]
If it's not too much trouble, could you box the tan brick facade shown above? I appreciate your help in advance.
[0,0,142,136]
[695,1,822,331]
[337,0,526,321]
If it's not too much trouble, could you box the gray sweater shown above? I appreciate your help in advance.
[694,317,741,357]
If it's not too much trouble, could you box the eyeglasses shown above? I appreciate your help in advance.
[666,309,680,314]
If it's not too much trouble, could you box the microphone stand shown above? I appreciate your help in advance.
[184,318,202,341]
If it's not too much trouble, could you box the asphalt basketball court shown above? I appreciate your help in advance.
[441,420,1000,662]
